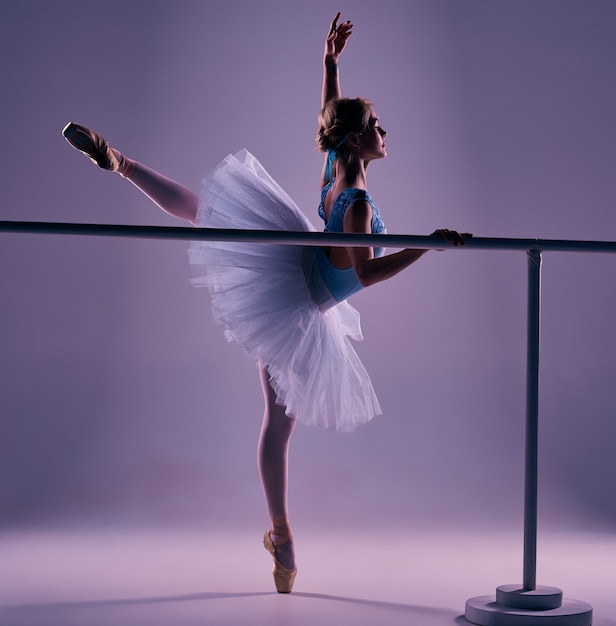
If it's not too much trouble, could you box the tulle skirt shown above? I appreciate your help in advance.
[188,150,381,432]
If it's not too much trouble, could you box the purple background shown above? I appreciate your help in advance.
[1,0,615,533]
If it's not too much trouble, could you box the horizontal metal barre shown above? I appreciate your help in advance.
[2,220,616,253]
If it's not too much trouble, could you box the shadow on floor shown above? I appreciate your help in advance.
[1,590,463,622]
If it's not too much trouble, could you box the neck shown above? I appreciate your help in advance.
[337,155,368,189]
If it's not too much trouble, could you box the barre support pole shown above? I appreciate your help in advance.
[523,246,541,592]
[464,248,592,625]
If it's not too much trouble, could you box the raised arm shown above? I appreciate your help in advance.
[322,13,352,108]
[320,14,353,185]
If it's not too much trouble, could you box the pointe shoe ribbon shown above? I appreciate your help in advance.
[263,530,297,593]
[62,122,122,171]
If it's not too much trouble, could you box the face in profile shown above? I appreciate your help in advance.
[358,110,387,161]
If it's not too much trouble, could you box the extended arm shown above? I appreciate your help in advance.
[320,14,353,184]
[343,201,469,287]
[322,13,352,108]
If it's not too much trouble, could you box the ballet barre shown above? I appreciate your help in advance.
[3,220,614,625]
[2,220,616,253]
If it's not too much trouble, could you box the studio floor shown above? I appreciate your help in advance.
[0,527,614,626]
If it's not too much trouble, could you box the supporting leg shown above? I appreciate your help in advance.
[257,367,296,572]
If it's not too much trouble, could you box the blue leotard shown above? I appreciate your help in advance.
[315,181,387,303]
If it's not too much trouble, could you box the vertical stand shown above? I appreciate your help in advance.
[524,246,541,592]
[464,248,592,625]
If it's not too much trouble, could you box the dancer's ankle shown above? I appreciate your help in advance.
[270,516,293,547]
[113,149,135,178]
[269,516,295,571]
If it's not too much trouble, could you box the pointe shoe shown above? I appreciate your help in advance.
[263,529,297,593]
[62,122,122,171]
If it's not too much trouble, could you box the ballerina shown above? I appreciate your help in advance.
[62,13,469,593]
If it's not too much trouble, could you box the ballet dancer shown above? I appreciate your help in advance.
[62,13,469,593]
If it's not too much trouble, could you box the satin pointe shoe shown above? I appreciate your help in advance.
[62,122,121,171]
[263,527,297,593]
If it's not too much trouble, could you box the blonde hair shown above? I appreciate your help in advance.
[316,97,373,158]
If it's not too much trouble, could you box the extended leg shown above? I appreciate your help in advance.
[125,162,199,223]
[62,122,199,223]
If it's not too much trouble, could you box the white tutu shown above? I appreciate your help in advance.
[188,150,381,432]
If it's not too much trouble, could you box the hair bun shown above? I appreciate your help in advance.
[316,97,373,154]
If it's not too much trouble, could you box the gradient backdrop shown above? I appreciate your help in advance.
[1,0,615,535]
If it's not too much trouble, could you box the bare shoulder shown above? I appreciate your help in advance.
[343,196,372,233]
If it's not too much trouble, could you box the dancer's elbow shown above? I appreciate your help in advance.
[354,262,380,288]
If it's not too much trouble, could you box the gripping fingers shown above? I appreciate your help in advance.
[432,228,470,246]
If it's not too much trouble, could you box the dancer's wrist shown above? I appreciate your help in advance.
[324,55,339,72]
